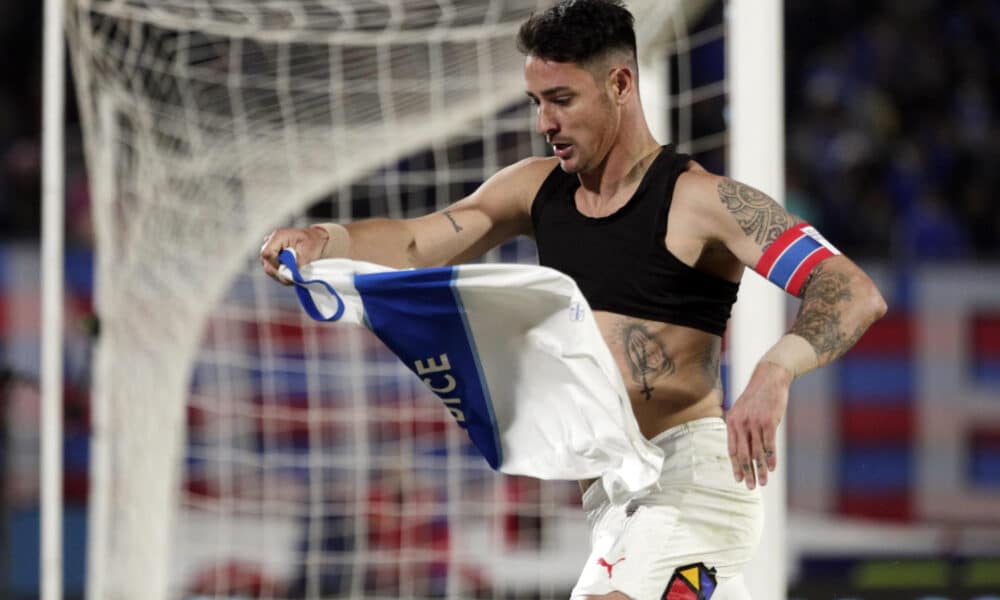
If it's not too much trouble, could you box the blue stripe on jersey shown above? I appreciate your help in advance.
[767,237,823,290]
[447,268,504,470]
[354,267,502,469]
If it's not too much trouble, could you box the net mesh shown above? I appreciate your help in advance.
[67,1,724,598]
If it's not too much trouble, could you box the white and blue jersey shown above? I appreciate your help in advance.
[278,250,663,503]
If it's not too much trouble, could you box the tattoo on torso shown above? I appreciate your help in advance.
[443,210,463,233]
[621,323,675,400]
[717,178,802,247]
[702,341,722,390]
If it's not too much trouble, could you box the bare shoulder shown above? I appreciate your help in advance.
[492,155,559,188]
[443,155,559,228]
[674,160,721,202]
[671,161,726,223]
[479,155,560,214]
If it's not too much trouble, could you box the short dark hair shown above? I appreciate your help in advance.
[516,0,637,65]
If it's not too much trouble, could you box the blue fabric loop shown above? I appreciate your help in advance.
[278,249,346,321]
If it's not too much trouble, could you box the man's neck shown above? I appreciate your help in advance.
[578,130,661,203]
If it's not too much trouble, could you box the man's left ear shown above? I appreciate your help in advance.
[609,67,633,104]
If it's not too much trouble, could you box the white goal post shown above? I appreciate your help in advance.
[727,0,787,596]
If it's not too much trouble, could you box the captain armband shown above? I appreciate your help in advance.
[754,223,841,296]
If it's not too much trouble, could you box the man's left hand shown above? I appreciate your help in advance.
[726,361,791,490]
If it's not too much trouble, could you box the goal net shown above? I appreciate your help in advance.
[66,1,721,598]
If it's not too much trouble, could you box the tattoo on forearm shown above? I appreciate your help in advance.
[798,264,851,302]
[443,210,463,233]
[790,264,856,362]
[717,178,802,247]
[621,323,675,400]
[799,269,820,299]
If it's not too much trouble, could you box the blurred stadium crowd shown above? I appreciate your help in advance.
[784,0,999,261]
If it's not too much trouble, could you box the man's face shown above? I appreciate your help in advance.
[524,55,617,174]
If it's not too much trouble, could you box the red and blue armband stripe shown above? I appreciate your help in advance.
[754,223,841,296]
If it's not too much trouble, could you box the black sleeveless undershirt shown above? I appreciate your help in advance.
[530,145,739,336]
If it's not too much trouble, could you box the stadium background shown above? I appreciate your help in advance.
[2,1,999,598]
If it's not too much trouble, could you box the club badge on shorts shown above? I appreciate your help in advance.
[661,562,717,600]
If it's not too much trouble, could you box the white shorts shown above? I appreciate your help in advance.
[570,417,763,600]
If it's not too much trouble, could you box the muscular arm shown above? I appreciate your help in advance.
[261,157,552,279]
[677,171,887,489]
[710,176,886,373]
[790,258,882,368]
[716,177,803,247]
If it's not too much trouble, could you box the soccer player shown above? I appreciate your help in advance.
[260,1,886,597]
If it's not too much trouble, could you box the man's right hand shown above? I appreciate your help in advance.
[259,224,332,285]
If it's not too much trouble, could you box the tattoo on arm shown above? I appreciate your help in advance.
[790,264,863,363]
[717,178,803,247]
[622,323,675,400]
[443,210,463,233]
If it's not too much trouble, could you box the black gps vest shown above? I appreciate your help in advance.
[530,145,739,336]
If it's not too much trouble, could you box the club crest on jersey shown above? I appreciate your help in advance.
[661,562,717,600]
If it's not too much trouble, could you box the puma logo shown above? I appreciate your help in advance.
[597,556,625,579]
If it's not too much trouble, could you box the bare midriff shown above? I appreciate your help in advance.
[579,309,724,494]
